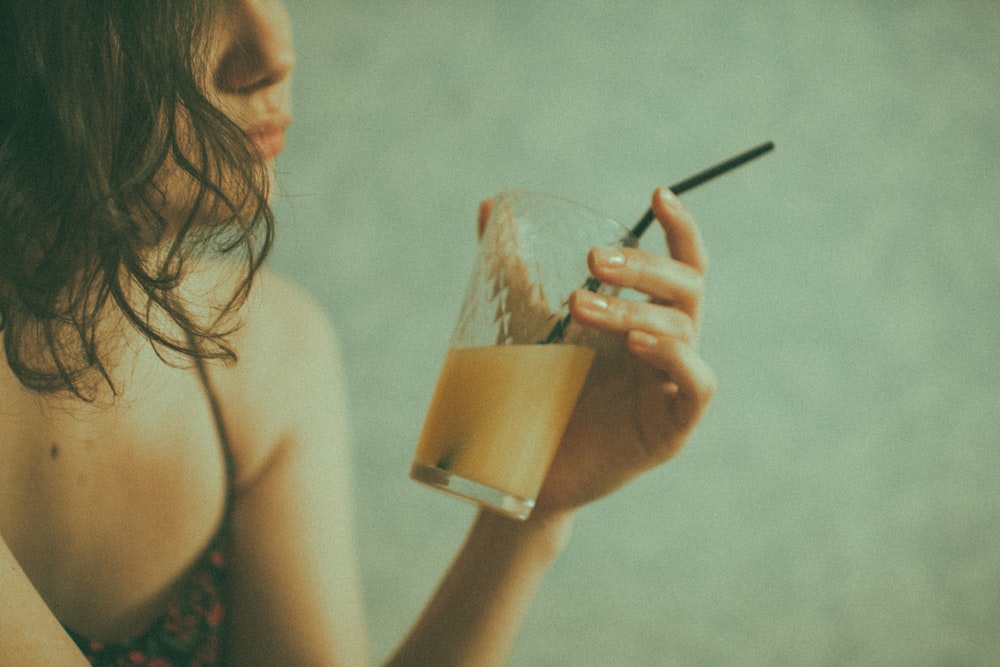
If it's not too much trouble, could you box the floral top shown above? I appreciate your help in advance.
[65,522,230,666]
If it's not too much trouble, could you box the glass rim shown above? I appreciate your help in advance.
[490,188,636,240]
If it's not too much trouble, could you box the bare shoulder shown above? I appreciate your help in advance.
[203,270,369,663]
[235,267,338,369]
[212,267,352,491]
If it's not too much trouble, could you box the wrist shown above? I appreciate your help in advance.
[471,507,576,563]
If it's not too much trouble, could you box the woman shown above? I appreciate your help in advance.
[0,1,715,664]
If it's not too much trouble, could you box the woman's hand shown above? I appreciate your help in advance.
[385,189,716,665]
[529,187,717,517]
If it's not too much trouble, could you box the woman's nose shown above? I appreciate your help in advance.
[214,0,295,95]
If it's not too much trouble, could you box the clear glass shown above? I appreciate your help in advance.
[410,190,636,520]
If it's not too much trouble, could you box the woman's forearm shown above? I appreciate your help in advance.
[0,539,90,666]
[385,509,575,667]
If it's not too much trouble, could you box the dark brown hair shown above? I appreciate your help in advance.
[0,0,274,398]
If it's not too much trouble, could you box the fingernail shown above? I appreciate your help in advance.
[592,247,626,269]
[659,187,679,206]
[576,290,609,312]
[629,330,658,350]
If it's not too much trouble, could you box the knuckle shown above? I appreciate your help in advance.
[691,360,717,403]
[700,366,718,399]
[678,315,697,343]
[660,308,696,343]
[684,265,707,293]
[613,297,638,325]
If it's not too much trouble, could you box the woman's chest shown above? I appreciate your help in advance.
[0,370,229,640]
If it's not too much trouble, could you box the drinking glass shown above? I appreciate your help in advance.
[410,190,635,520]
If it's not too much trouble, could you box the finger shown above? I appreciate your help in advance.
[627,332,716,426]
[569,290,697,344]
[587,246,704,317]
[652,187,708,274]
[476,199,493,240]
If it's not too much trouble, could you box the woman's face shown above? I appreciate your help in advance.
[157,0,295,229]
[204,0,296,163]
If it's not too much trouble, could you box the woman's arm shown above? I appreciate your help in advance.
[391,187,714,664]
[221,271,573,667]
[386,510,573,667]
[226,187,711,665]
[216,270,371,665]
[0,538,89,666]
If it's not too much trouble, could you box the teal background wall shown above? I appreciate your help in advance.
[270,2,999,664]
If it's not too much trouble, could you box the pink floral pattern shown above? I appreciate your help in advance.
[66,525,229,667]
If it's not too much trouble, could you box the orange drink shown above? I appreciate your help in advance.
[409,190,633,519]
[411,344,594,518]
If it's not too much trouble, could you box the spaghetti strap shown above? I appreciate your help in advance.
[188,343,237,494]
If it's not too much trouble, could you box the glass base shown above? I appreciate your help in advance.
[409,462,535,520]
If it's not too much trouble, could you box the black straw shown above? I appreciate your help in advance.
[629,140,774,240]
[432,141,775,475]
[539,140,775,344]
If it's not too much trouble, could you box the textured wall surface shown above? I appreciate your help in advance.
[269,2,1000,664]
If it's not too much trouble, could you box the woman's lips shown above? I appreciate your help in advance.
[246,117,291,159]
[251,128,286,158]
